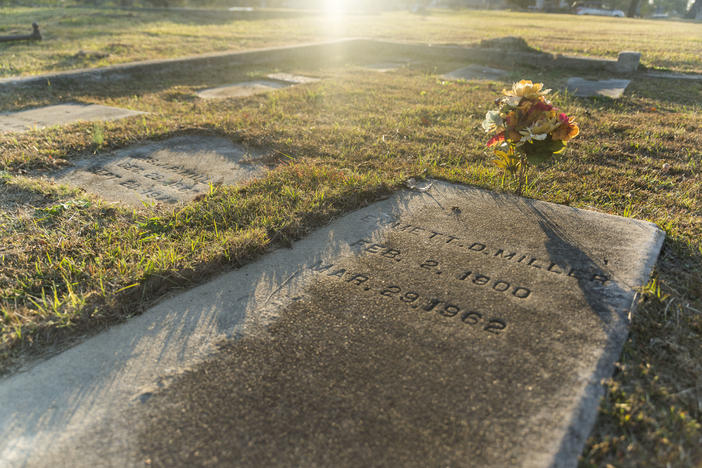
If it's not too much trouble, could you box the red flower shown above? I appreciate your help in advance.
[533,101,553,112]
[487,132,505,147]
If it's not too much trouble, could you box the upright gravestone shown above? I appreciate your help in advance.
[50,135,267,206]
[0,182,664,467]
[0,103,144,133]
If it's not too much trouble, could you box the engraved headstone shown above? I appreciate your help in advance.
[0,182,664,467]
[196,80,291,99]
[0,103,144,133]
[265,73,321,84]
[441,64,509,81]
[566,78,631,98]
[51,136,267,206]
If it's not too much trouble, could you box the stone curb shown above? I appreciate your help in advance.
[0,39,358,91]
[0,39,642,93]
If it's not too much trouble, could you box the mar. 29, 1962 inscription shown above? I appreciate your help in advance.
[51,135,268,207]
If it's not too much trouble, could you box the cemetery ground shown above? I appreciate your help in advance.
[1,7,702,77]
[0,8,700,468]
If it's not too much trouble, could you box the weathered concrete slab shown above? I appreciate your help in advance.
[566,77,631,98]
[0,181,664,467]
[441,64,509,81]
[50,136,266,206]
[266,72,321,84]
[0,103,144,133]
[196,79,291,99]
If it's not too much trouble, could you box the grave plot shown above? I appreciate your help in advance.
[441,64,509,81]
[135,182,663,466]
[0,103,144,133]
[50,135,267,207]
[566,78,631,98]
[0,181,663,467]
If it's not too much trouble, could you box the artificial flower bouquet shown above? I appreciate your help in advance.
[482,80,579,194]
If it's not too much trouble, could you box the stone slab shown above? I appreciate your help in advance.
[0,103,144,133]
[0,181,664,467]
[196,79,291,99]
[266,72,321,84]
[50,135,266,207]
[566,77,631,98]
[441,64,509,81]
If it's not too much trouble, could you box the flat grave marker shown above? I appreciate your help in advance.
[566,78,631,98]
[0,103,144,133]
[0,182,664,467]
[441,64,509,81]
[50,135,267,206]
[265,72,321,84]
[134,182,663,466]
[196,80,291,99]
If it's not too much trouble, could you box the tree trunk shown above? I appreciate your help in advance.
[626,0,640,17]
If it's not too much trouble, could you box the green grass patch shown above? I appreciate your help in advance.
[0,8,701,78]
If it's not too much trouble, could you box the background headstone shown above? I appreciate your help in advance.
[441,64,509,81]
[0,103,144,133]
[566,78,631,98]
[50,135,267,206]
[196,80,290,99]
[615,51,641,73]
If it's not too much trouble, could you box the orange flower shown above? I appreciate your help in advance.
[552,113,580,141]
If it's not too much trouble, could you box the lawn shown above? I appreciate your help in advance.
[0,7,701,77]
[0,7,701,467]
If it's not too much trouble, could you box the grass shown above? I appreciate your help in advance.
[0,7,701,78]
[0,8,701,467]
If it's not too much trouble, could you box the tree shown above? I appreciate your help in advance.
[685,0,701,17]
[626,0,639,16]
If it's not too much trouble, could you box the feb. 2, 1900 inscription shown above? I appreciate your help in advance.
[50,136,267,207]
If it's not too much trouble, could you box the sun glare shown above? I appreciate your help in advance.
[323,0,348,15]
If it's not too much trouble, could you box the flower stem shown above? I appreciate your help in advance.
[516,153,527,196]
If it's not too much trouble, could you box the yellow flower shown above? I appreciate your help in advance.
[503,80,551,100]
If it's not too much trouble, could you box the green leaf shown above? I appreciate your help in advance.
[522,139,567,165]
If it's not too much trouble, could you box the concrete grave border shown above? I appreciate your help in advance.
[0,39,643,94]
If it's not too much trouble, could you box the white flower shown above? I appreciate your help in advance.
[482,110,504,133]
[519,126,548,144]
[501,95,522,107]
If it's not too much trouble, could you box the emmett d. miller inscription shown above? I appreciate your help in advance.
[51,136,267,206]
[134,181,665,467]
